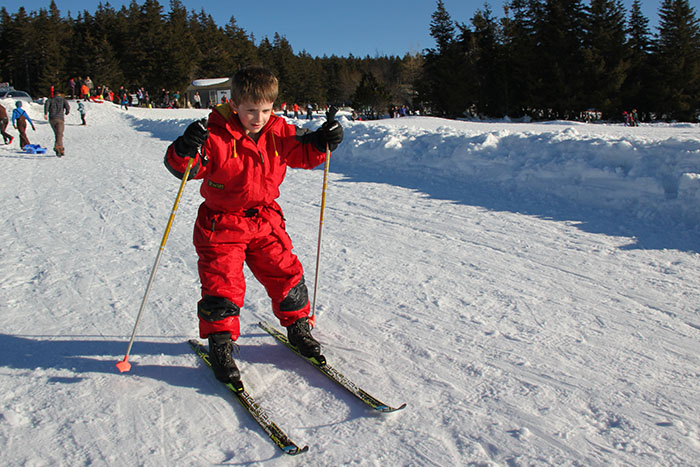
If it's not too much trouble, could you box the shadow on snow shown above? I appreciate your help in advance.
[330,161,700,253]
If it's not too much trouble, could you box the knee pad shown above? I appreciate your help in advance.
[279,277,308,312]
[198,295,240,322]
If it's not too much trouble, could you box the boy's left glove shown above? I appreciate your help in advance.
[174,118,208,157]
[309,107,343,152]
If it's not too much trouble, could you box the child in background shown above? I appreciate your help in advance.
[78,102,86,125]
[11,101,36,149]
[164,66,343,388]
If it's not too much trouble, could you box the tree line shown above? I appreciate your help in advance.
[0,0,698,121]
[422,0,700,122]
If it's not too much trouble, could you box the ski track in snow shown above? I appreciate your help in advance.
[0,98,699,466]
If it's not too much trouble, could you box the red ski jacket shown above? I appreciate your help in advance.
[164,104,326,213]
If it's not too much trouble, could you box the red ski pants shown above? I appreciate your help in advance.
[193,203,309,339]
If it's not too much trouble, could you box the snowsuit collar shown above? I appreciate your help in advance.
[209,103,281,141]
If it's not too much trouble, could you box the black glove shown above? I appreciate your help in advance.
[309,106,343,153]
[174,118,208,157]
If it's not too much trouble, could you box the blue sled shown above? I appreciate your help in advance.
[24,144,47,154]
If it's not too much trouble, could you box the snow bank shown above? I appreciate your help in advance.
[334,116,700,227]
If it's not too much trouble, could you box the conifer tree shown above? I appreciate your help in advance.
[502,0,540,117]
[351,71,390,113]
[323,56,362,105]
[68,10,124,91]
[191,11,229,78]
[623,0,653,117]
[296,51,325,106]
[419,0,471,116]
[270,34,299,104]
[121,0,168,90]
[223,16,258,70]
[582,0,629,118]
[653,0,700,120]
[2,7,34,91]
[430,0,456,54]
[471,4,507,117]
[534,0,587,118]
[163,0,199,91]
[33,1,70,95]
[399,52,423,110]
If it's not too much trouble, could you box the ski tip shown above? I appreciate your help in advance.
[115,357,131,373]
[283,444,309,455]
[376,402,407,413]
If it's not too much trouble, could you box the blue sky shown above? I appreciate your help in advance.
[3,0,664,58]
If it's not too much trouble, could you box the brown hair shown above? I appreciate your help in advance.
[231,66,279,104]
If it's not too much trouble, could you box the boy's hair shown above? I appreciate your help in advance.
[231,66,279,104]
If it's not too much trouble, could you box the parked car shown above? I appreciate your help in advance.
[0,89,33,103]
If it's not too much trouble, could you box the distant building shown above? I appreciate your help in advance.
[186,78,231,108]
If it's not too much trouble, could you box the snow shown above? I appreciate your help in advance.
[191,78,229,87]
[1,98,699,466]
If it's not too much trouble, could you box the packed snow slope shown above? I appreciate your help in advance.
[1,98,699,466]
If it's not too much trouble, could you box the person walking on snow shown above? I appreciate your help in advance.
[68,77,76,99]
[77,102,87,125]
[164,66,343,387]
[44,91,70,157]
[80,83,89,101]
[11,101,36,149]
[0,103,14,145]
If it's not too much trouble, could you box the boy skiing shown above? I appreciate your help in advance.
[164,66,343,387]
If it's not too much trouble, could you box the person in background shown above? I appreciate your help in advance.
[80,82,89,101]
[77,101,87,125]
[118,86,129,110]
[11,101,36,149]
[84,76,94,96]
[68,77,76,99]
[0,103,14,145]
[44,91,70,157]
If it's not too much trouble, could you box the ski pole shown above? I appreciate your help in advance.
[309,107,338,329]
[116,156,195,373]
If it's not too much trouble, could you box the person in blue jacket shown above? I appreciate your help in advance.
[11,101,36,149]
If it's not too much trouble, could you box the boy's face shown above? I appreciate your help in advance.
[231,99,274,135]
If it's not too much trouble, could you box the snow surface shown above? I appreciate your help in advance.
[1,98,699,466]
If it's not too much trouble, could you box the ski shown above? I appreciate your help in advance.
[257,321,407,413]
[188,339,309,455]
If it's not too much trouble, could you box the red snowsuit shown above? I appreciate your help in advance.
[164,104,326,340]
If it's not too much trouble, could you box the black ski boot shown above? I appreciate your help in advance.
[287,318,324,361]
[207,332,242,390]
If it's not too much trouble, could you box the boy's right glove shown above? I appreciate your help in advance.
[174,118,208,157]
[309,107,343,153]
